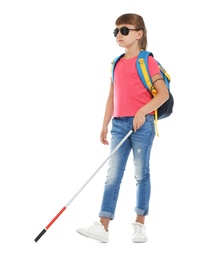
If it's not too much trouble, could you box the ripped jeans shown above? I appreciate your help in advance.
[99,115,155,220]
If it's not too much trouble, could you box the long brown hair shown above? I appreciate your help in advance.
[115,13,147,50]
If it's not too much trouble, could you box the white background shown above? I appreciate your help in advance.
[1,0,204,259]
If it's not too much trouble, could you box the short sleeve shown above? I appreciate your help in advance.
[147,55,161,77]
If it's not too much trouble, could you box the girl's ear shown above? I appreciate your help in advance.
[137,30,143,39]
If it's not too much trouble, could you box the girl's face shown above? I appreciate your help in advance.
[114,24,141,49]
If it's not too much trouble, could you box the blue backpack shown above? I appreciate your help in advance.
[111,50,174,121]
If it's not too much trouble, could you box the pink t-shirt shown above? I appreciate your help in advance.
[113,55,161,117]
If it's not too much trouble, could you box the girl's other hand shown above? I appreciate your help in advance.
[100,128,109,145]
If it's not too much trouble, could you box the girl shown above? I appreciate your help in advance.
[77,13,169,243]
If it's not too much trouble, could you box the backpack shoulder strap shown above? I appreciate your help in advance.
[136,50,154,92]
[111,53,125,83]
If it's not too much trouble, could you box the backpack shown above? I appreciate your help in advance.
[111,50,174,121]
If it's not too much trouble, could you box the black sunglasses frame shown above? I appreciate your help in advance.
[113,26,141,37]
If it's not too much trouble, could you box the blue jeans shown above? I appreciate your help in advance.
[99,115,155,220]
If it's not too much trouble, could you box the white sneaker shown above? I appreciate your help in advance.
[131,222,147,243]
[76,221,109,243]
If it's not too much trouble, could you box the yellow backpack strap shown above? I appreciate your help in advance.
[138,58,153,92]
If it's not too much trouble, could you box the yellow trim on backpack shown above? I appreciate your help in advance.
[159,65,171,81]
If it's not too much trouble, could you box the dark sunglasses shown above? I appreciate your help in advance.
[113,26,141,37]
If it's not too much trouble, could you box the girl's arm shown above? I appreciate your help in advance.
[100,81,114,145]
[133,73,169,131]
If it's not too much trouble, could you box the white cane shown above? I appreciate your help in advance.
[34,128,133,242]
